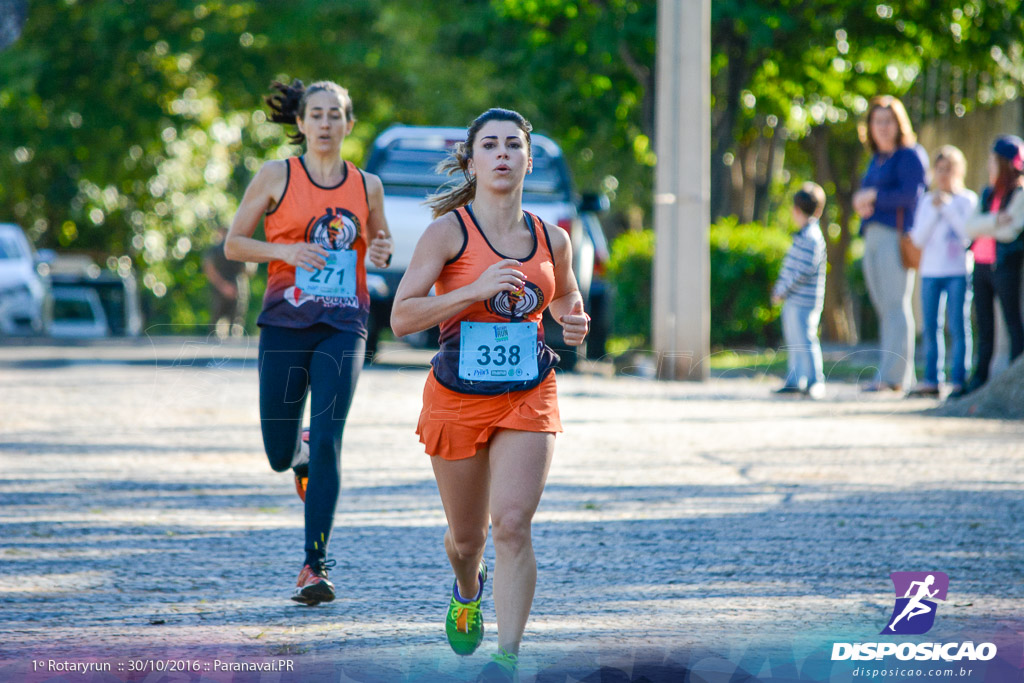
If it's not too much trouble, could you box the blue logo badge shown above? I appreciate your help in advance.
[882,572,949,635]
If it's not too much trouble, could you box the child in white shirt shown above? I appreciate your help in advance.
[907,145,977,396]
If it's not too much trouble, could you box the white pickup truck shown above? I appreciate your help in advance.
[364,125,595,369]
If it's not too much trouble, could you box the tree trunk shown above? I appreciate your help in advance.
[710,32,749,220]
[618,41,654,140]
[806,125,860,344]
[741,142,757,222]
[752,125,783,223]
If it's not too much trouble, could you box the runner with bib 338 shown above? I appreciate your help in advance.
[391,108,588,682]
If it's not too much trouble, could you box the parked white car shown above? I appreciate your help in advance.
[49,285,110,338]
[364,125,595,368]
[48,255,143,338]
[0,223,51,335]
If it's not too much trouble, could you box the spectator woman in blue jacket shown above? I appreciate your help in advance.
[852,95,927,392]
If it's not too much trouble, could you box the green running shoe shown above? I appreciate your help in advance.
[445,561,487,655]
[477,648,519,683]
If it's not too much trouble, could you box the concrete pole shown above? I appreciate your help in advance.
[652,0,711,381]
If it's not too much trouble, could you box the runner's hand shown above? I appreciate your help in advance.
[472,259,525,301]
[559,299,590,346]
[368,231,394,268]
[282,242,328,272]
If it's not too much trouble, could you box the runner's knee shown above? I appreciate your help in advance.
[491,509,532,554]
[305,426,339,465]
[448,526,488,560]
[263,433,299,472]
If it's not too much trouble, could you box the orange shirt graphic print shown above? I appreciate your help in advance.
[306,208,361,251]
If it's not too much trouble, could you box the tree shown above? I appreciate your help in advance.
[470,0,657,223]
[0,0,489,325]
[3,0,1023,342]
[711,0,1024,341]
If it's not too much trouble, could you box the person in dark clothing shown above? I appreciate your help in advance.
[203,226,249,338]
[961,135,1024,396]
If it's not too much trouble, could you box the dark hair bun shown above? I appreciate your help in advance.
[265,79,306,125]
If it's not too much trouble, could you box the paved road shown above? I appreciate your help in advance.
[1,338,1022,682]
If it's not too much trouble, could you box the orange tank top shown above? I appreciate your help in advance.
[257,157,371,335]
[430,205,561,394]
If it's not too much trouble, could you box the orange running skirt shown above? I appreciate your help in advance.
[416,369,562,460]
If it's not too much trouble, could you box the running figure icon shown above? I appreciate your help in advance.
[887,574,938,632]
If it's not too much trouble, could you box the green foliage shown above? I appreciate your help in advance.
[3,0,1023,338]
[1,0,296,327]
[606,218,792,350]
[709,216,791,348]
[713,0,1024,137]
[606,229,655,345]
[484,0,657,208]
[0,0,659,331]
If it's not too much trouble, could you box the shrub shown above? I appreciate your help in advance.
[606,228,655,345]
[708,216,791,347]
[606,217,793,349]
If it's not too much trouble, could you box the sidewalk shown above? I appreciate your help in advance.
[1,338,1022,681]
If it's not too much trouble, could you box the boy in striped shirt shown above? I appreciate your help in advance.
[772,182,828,398]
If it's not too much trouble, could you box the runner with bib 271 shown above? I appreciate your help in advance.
[224,79,393,608]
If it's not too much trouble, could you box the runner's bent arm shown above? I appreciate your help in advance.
[391,214,526,337]
[224,161,328,271]
[544,224,589,346]
[363,172,394,268]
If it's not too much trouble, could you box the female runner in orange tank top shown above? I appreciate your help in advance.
[392,109,589,679]
[225,80,393,606]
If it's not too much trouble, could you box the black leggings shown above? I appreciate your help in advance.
[257,324,365,568]
[973,255,1024,385]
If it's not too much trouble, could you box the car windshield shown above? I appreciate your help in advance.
[0,234,27,260]
[53,297,98,321]
[374,137,569,200]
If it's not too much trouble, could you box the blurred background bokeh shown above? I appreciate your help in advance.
[2,0,1023,351]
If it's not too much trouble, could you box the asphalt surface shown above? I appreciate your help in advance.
[1,337,1022,682]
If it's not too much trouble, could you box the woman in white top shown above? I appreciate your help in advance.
[907,146,977,396]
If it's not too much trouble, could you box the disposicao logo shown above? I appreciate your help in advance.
[883,571,948,635]
[831,572,997,663]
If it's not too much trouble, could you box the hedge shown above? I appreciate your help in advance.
[606,217,793,349]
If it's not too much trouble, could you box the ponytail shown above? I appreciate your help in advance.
[264,79,355,145]
[426,141,477,219]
